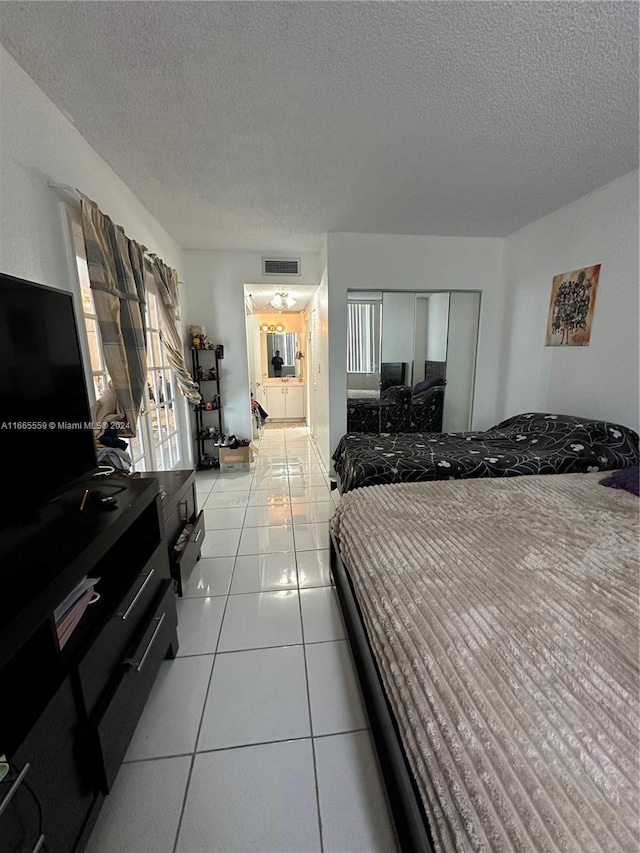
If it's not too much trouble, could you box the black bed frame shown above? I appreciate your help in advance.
[330,533,435,853]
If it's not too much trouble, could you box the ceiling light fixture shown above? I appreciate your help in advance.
[270,292,296,310]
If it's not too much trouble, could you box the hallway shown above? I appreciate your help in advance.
[86,426,398,852]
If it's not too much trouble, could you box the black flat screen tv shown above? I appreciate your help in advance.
[0,272,98,520]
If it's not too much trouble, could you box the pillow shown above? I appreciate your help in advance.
[599,466,640,497]
[380,384,411,403]
[413,377,445,395]
[412,385,445,405]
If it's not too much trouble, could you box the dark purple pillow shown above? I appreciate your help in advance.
[599,466,640,497]
[413,377,445,395]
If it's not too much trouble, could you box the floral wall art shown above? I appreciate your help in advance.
[546,264,601,346]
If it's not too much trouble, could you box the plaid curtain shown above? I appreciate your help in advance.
[80,195,147,437]
[146,255,201,404]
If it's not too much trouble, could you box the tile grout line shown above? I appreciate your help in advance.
[187,428,327,852]
[172,634,342,660]
[173,450,262,853]
[123,723,371,769]
[171,467,248,853]
[287,429,326,853]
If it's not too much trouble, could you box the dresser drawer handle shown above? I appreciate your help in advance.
[0,762,30,818]
[32,835,46,853]
[179,499,189,523]
[118,569,155,621]
[125,613,165,672]
[193,529,202,543]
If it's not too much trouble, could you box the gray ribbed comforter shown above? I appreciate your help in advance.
[331,473,639,852]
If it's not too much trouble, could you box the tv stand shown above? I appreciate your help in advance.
[0,477,178,853]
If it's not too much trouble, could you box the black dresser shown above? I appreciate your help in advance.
[145,469,205,596]
[0,478,178,853]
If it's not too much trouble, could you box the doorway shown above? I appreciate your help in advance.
[244,284,320,439]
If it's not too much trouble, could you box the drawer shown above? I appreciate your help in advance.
[3,677,96,853]
[164,486,196,548]
[171,510,205,595]
[91,581,178,793]
[77,541,169,716]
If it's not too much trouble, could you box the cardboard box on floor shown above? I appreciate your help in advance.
[219,442,259,471]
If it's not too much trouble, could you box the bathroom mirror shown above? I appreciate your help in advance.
[263,332,302,378]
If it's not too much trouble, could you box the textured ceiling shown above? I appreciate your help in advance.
[1,1,637,252]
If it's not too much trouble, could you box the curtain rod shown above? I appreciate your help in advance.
[48,180,82,201]
[47,180,167,265]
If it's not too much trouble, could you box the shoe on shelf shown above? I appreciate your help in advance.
[221,434,236,447]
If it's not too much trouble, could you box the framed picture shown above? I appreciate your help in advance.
[546,264,601,346]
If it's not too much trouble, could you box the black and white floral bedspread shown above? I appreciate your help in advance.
[332,412,640,492]
[346,385,444,434]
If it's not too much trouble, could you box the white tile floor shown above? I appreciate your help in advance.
[86,426,399,853]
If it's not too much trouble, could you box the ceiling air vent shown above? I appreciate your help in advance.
[262,257,301,276]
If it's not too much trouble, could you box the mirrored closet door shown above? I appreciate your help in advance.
[346,290,480,434]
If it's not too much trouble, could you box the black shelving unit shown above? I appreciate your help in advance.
[191,346,223,470]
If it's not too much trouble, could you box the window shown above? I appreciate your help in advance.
[271,332,296,366]
[144,286,181,470]
[347,301,380,373]
[70,213,183,472]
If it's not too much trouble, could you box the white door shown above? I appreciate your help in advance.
[285,386,304,419]
[266,386,287,419]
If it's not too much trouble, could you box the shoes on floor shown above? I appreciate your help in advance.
[199,453,219,469]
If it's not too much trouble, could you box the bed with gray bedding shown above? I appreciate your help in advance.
[331,472,639,852]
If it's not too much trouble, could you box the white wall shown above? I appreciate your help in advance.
[327,233,505,455]
[0,47,194,465]
[426,292,450,362]
[184,251,321,442]
[412,296,429,384]
[380,292,416,376]
[499,170,639,433]
[307,264,330,469]
[0,47,184,289]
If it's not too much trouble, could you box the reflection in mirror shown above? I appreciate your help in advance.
[413,293,449,385]
[265,332,300,378]
[346,289,480,435]
[441,292,480,432]
[381,291,416,389]
[347,293,381,397]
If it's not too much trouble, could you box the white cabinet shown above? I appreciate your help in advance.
[285,385,304,419]
[265,386,287,419]
[264,385,305,420]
